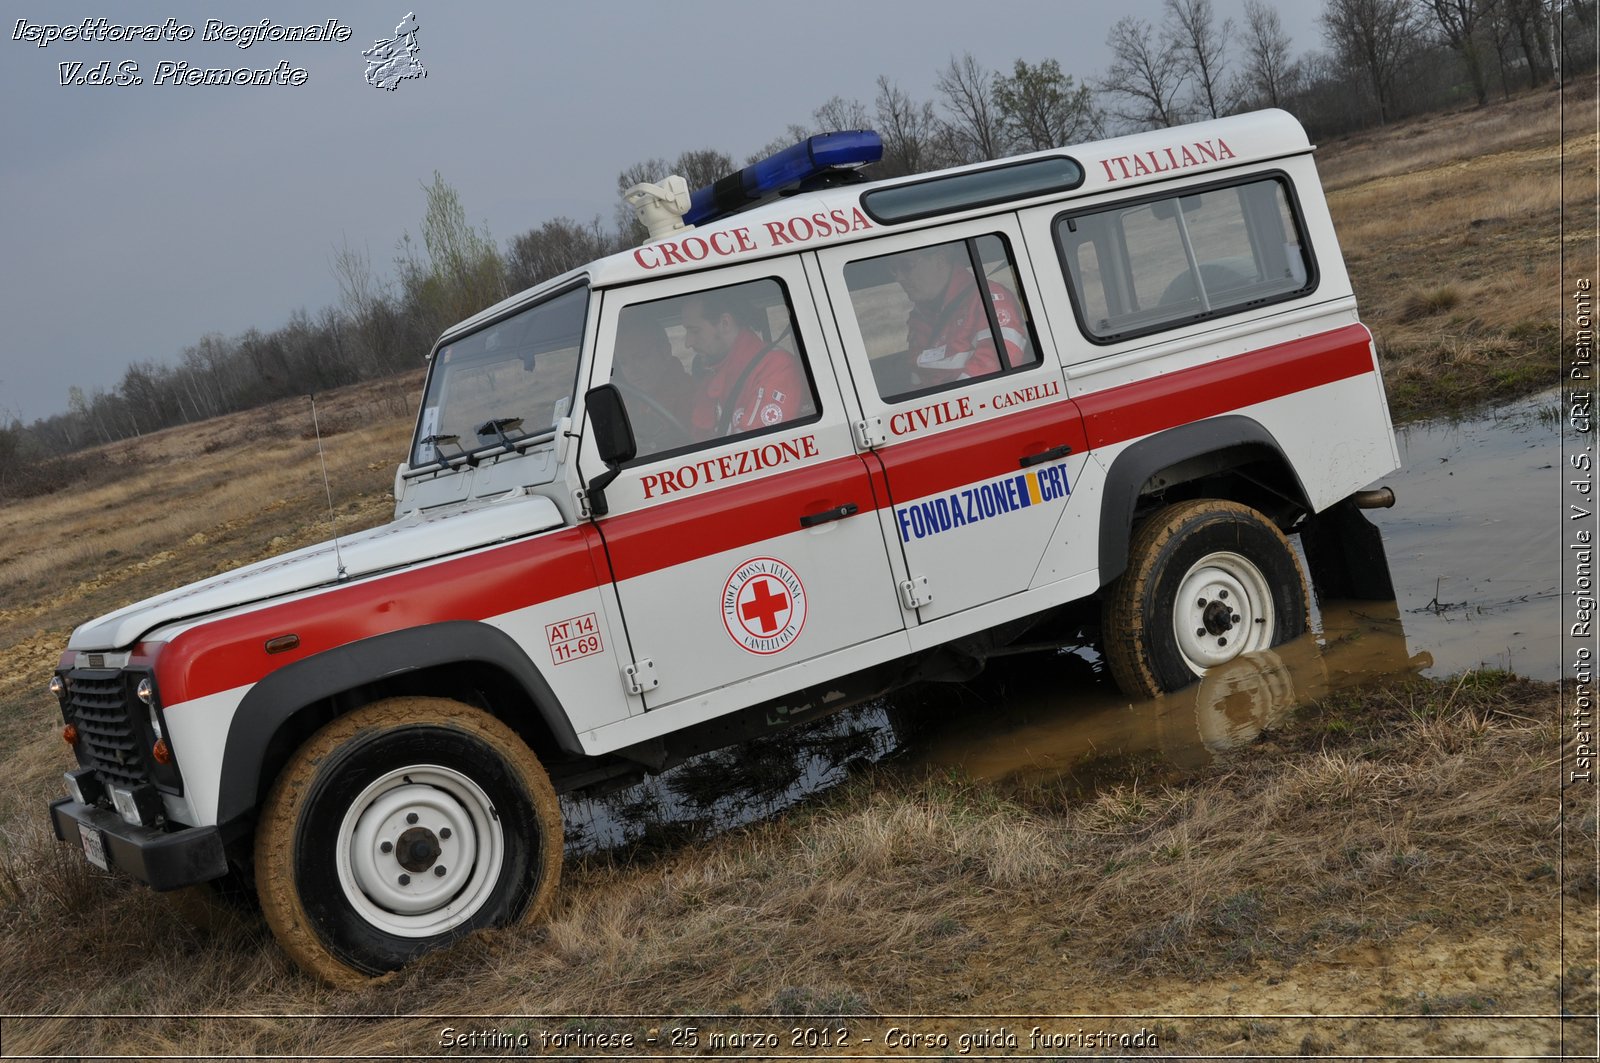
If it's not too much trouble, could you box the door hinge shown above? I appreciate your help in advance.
[854,416,887,450]
[623,659,658,695]
[573,488,592,519]
[899,576,933,610]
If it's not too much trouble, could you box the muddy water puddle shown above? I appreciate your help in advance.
[564,391,1564,853]
[562,600,1426,855]
[1368,388,1565,679]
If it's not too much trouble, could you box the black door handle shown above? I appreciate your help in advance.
[1020,444,1073,468]
[800,502,859,528]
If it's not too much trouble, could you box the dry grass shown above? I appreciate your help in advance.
[0,672,1577,1058]
[1315,88,1567,192]
[1323,80,1594,420]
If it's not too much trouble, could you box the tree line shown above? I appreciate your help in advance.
[0,0,1591,501]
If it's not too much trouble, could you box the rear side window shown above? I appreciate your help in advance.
[841,233,1041,402]
[1055,175,1314,344]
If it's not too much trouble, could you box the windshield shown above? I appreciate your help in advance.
[411,286,588,467]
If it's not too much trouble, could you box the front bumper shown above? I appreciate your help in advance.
[49,797,228,892]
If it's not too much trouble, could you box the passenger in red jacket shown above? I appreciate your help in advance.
[892,243,1029,389]
[681,290,811,441]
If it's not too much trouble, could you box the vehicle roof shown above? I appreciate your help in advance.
[440,109,1311,343]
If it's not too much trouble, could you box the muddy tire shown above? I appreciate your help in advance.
[254,697,563,987]
[1102,499,1308,699]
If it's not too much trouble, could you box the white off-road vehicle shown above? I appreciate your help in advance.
[50,111,1399,985]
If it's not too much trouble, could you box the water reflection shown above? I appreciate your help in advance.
[561,599,1430,857]
[903,599,1429,787]
[1367,388,1563,678]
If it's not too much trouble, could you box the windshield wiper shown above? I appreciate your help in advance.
[475,417,526,445]
[419,432,462,469]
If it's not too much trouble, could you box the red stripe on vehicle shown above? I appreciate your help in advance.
[157,526,603,703]
[872,400,1089,503]
[1074,324,1374,448]
[600,456,882,581]
[157,325,1374,704]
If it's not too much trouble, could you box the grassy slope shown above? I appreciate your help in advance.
[0,675,1588,1057]
[1323,79,1593,420]
[0,86,1593,1055]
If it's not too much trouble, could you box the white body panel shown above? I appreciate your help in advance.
[55,111,1402,851]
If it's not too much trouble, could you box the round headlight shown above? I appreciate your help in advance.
[48,676,65,699]
[136,678,155,706]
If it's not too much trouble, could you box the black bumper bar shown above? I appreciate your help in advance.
[49,797,228,892]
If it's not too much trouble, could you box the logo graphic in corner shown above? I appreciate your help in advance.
[363,12,426,90]
[722,557,807,655]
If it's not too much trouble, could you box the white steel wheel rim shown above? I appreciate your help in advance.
[334,765,504,939]
[1172,550,1276,676]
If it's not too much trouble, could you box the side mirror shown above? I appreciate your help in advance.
[586,384,637,467]
[582,384,638,516]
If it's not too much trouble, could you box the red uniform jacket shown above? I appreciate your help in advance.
[906,271,1029,388]
[691,329,809,440]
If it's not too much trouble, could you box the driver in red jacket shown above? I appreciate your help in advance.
[681,290,810,441]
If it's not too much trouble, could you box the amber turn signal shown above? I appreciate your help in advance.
[62,723,79,746]
[152,739,172,765]
[264,634,300,655]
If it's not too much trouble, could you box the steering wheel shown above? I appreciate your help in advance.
[611,378,692,449]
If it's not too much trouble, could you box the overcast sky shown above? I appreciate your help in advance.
[0,1,1327,422]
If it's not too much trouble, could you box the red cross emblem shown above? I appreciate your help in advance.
[722,557,807,655]
[739,577,790,634]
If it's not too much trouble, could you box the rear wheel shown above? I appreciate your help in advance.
[255,697,562,986]
[1102,499,1308,699]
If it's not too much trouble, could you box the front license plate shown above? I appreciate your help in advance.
[79,823,108,870]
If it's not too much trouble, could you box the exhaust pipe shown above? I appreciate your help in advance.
[1353,487,1395,509]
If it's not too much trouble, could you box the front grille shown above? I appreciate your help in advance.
[65,669,151,790]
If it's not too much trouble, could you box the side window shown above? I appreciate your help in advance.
[610,277,820,463]
[1056,176,1315,343]
[842,234,1040,402]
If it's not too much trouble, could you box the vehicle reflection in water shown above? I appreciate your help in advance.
[560,599,1430,856]
[905,599,1431,789]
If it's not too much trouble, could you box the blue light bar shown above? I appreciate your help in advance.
[685,130,883,226]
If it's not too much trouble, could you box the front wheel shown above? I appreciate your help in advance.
[1102,499,1308,699]
[255,697,563,986]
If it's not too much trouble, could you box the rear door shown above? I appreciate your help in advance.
[814,217,1093,623]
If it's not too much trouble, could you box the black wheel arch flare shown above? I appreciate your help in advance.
[1097,415,1313,588]
[215,621,580,827]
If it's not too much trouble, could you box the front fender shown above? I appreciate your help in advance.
[215,620,578,826]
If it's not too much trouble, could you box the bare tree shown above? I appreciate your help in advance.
[1241,0,1302,108]
[506,216,615,291]
[873,76,941,177]
[812,95,870,133]
[331,237,399,375]
[1502,0,1555,84]
[1321,0,1421,123]
[67,385,108,445]
[1100,16,1188,129]
[1423,0,1492,103]
[673,148,736,189]
[936,52,1007,162]
[1165,0,1239,118]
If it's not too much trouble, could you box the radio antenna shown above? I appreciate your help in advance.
[310,393,348,581]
